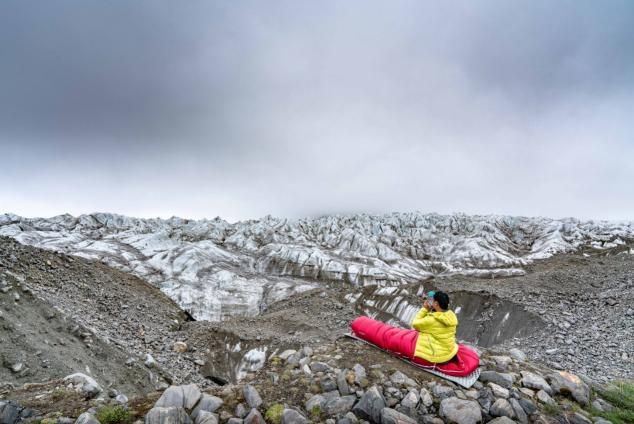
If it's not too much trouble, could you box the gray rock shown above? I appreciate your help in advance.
[338,370,352,395]
[243,385,263,409]
[477,388,494,414]
[321,376,339,392]
[479,371,513,389]
[390,371,417,388]
[300,346,314,358]
[324,395,356,416]
[509,398,527,424]
[490,399,515,419]
[287,354,301,367]
[0,400,36,424]
[419,388,433,407]
[487,383,509,399]
[195,411,219,424]
[281,409,308,424]
[344,412,358,424]
[594,419,613,424]
[191,394,224,419]
[306,394,326,412]
[115,394,129,404]
[75,412,100,424]
[400,390,419,410]
[518,398,537,415]
[181,387,203,412]
[63,373,103,399]
[235,404,248,419]
[568,412,592,424]
[547,371,590,406]
[145,407,192,424]
[154,384,201,412]
[353,364,367,385]
[520,371,552,394]
[311,361,332,373]
[145,353,157,368]
[380,408,417,424]
[535,390,555,405]
[227,419,243,424]
[432,384,455,400]
[509,348,527,362]
[279,349,297,360]
[439,398,482,424]
[352,386,386,423]
[244,409,265,424]
[489,356,513,371]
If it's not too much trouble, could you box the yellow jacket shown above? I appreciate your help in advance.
[411,307,459,363]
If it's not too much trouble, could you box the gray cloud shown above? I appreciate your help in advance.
[1,0,633,221]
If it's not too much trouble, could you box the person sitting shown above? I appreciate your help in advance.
[411,291,458,364]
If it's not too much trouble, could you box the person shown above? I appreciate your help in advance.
[411,291,458,364]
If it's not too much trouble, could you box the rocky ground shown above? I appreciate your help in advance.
[0,235,633,424]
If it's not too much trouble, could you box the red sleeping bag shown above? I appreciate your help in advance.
[351,316,479,377]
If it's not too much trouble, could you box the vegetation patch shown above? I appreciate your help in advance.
[265,404,284,424]
[95,405,133,424]
[591,381,634,424]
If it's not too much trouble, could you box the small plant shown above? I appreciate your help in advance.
[51,388,69,401]
[265,404,284,424]
[543,402,562,416]
[309,405,322,418]
[95,405,133,424]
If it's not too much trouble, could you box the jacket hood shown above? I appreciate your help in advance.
[432,310,458,327]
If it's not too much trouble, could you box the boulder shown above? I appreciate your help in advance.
[509,348,527,362]
[487,383,509,399]
[244,409,265,424]
[352,386,386,423]
[321,376,338,392]
[431,384,455,400]
[547,371,590,406]
[419,388,433,407]
[390,371,417,388]
[489,399,515,419]
[479,371,513,389]
[195,411,219,424]
[352,364,367,385]
[535,390,555,405]
[489,356,513,371]
[191,394,224,419]
[75,412,100,424]
[281,409,308,424]
[311,361,332,373]
[324,395,356,416]
[520,371,552,394]
[380,408,417,424]
[243,385,263,409]
[337,370,352,395]
[568,412,593,424]
[509,398,528,424]
[305,394,326,412]
[63,373,103,399]
[155,384,201,412]
[518,398,537,416]
[145,407,192,424]
[439,398,482,424]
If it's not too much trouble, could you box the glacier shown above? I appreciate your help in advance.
[1,211,632,321]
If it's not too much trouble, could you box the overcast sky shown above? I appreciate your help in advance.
[1,1,633,222]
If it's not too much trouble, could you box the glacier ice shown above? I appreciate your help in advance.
[1,211,632,321]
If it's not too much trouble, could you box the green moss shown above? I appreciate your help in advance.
[265,404,284,424]
[591,381,634,424]
[95,405,133,424]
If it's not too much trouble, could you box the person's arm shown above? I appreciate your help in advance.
[411,307,433,331]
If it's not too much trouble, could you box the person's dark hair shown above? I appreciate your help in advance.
[434,291,450,310]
